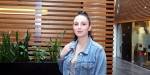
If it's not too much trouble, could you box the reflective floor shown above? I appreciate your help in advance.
[113,57,150,75]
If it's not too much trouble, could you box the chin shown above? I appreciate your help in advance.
[76,35,86,38]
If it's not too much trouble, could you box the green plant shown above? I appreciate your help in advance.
[48,30,66,63]
[33,46,49,63]
[14,31,30,62]
[0,32,16,63]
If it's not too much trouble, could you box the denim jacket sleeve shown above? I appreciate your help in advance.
[58,52,69,74]
[58,42,73,74]
[58,47,72,74]
[58,58,64,74]
[94,48,107,75]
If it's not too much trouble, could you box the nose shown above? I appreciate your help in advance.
[78,23,81,28]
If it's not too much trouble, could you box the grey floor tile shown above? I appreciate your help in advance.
[113,57,150,75]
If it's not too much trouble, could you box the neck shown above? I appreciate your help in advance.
[78,36,89,44]
[76,36,89,51]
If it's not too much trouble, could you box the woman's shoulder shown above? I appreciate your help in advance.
[60,41,74,58]
[91,40,104,50]
[63,41,74,50]
[90,40,106,57]
[63,42,71,50]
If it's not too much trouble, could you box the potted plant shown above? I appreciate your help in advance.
[0,30,65,75]
[47,30,66,63]
[14,31,30,62]
[33,46,49,63]
[0,32,16,63]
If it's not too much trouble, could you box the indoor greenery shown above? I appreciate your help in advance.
[14,31,30,62]
[0,30,65,63]
[0,32,16,63]
[0,31,30,63]
[33,46,49,63]
[47,30,66,63]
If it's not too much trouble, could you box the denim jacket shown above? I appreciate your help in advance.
[59,38,107,75]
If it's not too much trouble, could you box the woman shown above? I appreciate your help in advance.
[59,11,106,75]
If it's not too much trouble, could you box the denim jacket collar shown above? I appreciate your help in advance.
[70,37,92,55]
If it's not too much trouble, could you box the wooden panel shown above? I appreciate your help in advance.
[0,0,35,46]
[43,0,106,3]
[0,0,114,75]
[106,0,114,75]
[115,0,150,23]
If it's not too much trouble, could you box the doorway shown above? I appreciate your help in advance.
[121,23,132,62]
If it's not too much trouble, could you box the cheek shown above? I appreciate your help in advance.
[73,26,77,30]
[73,26,77,33]
[83,27,90,31]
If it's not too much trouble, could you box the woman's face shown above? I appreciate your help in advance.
[73,15,91,38]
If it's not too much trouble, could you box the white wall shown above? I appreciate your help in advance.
[113,24,122,58]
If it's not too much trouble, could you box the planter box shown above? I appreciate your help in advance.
[0,63,62,75]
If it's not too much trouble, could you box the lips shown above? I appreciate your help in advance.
[77,31,83,33]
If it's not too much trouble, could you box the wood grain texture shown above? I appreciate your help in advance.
[115,0,150,23]
[0,0,114,75]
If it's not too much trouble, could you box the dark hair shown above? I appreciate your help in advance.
[73,11,93,41]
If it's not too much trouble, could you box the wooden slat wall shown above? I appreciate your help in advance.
[41,1,81,46]
[0,0,114,75]
[115,0,150,23]
[0,0,36,45]
[106,0,114,75]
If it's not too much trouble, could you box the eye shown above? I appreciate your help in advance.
[82,23,86,26]
[81,22,87,26]
[74,23,78,26]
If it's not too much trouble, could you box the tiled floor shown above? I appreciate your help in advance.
[113,57,150,75]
